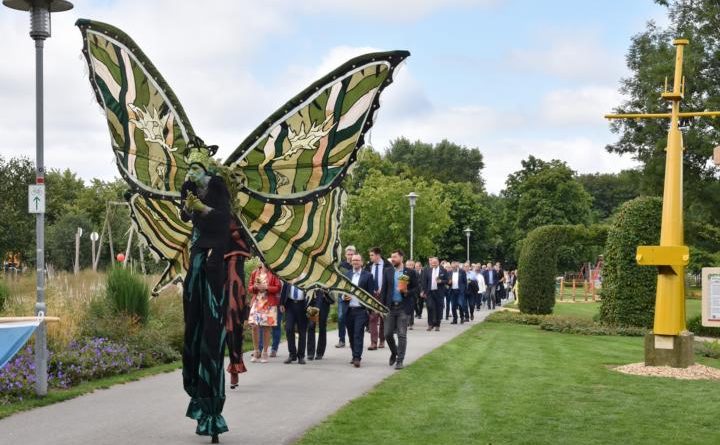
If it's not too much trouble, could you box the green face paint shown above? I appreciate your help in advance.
[188,164,207,184]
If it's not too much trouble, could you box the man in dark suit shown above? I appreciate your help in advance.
[482,262,501,310]
[404,259,420,330]
[413,261,425,319]
[280,282,308,364]
[343,253,376,367]
[380,249,418,370]
[365,247,391,350]
[306,289,331,360]
[423,257,448,331]
[335,245,356,349]
[448,261,468,324]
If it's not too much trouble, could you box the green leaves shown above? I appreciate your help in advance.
[599,197,662,328]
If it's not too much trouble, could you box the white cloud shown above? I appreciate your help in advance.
[507,36,626,83]
[297,0,501,20]
[541,86,625,126]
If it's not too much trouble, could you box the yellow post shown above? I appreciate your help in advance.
[604,39,720,367]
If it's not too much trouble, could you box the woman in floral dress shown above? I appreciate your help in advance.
[247,263,281,363]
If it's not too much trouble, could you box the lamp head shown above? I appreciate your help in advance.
[3,0,74,40]
[406,191,418,207]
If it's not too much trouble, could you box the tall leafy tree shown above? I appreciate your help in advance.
[435,182,492,262]
[608,0,720,252]
[385,137,485,191]
[502,156,593,260]
[341,171,452,261]
[0,156,35,263]
[577,170,642,221]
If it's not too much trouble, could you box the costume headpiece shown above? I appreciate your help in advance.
[185,136,218,171]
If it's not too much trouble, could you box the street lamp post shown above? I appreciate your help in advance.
[406,192,418,260]
[464,227,473,263]
[3,0,74,396]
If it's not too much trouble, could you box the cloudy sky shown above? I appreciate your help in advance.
[1,0,668,193]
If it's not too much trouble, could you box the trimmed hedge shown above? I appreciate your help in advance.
[517,224,607,314]
[687,315,720,338]
[599,197,662,328]
[485,311,647,336]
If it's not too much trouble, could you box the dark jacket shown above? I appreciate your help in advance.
[180,175,231,248]
[365,259,392,294]
[345,269,376,296]
[280,282,308,307]
[448,269,467,295]
[380,266,419,316]
[483,269,503,290]
[424,266,449,295]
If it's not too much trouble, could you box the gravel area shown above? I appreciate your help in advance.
[613,363,720,380]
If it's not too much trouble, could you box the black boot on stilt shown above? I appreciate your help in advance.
[211,434,219,444]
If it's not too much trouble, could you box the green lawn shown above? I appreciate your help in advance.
[548,299,702,322]
[299,322,720,445]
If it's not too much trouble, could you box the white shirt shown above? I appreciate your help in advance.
[289,285,305,301]
[431,267,439,291]
[452,271,459,289]
[371,260,384,291]
[348,270,362,307]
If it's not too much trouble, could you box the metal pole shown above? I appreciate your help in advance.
[409,204,414,261]
[466,233,470,263]
[34,37,48,396]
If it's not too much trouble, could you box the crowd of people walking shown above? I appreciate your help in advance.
[234,245,517,376]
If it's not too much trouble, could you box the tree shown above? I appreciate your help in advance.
[341,171,452,260]
[0,156,35,264]
[577,170,642,221]
[608,0,720,253]
[435,182,492,262]
[45,169,85,226]
[502,156,593,261]
[385,138,485,192]
[46,211,94,271]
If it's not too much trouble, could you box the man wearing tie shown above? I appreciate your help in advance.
[482,262,499,310]
[449,261,468,324]
[380,249,418,370]
[423,257,448,331]
[366,247,390,350]
[280,282,308,364]
[343,253,376,367]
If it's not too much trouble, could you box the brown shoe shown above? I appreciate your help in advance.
[434,327,439,331]
[378,343,385,349]
[426,326,433,331]
[270,350,277,358]
[353,359,361,368]
[368,344,377,351]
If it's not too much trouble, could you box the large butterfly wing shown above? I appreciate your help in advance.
[127,194,191,295]
[77,19,194,198]
[228,52,410,312]
[77,19,195,294]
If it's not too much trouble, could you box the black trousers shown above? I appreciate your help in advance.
[307,298,330,358]
[415,295,424,318]
[346,306,369,360]
[427,290,445,327]
[285,300,308,359]
[384,306,409,361]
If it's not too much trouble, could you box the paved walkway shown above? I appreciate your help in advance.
[0,309,495,445]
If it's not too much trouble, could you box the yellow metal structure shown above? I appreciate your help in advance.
[605,39,720,336]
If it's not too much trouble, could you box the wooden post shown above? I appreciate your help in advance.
[559,277,565,301]
[572,279,577,301]
[138,242,146,275]
[123,226,134,269]
[74,227,82,275]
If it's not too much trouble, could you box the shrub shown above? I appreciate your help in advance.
[687,315,720,338]
[517,224,607,315]
[485,310,544,325]
[106,268,150,323]
[0,279,8,312]
[694,340,720,359]
[599,197,662,328]
[485,310,647,336]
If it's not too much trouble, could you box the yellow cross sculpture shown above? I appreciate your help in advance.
[605,39,720,336]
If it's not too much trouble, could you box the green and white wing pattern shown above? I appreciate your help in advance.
[77,19,194,198]
[127,194,192,296]
[230,51,410,313]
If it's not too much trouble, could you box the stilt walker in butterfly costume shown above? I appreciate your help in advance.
[76,18,409,442]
